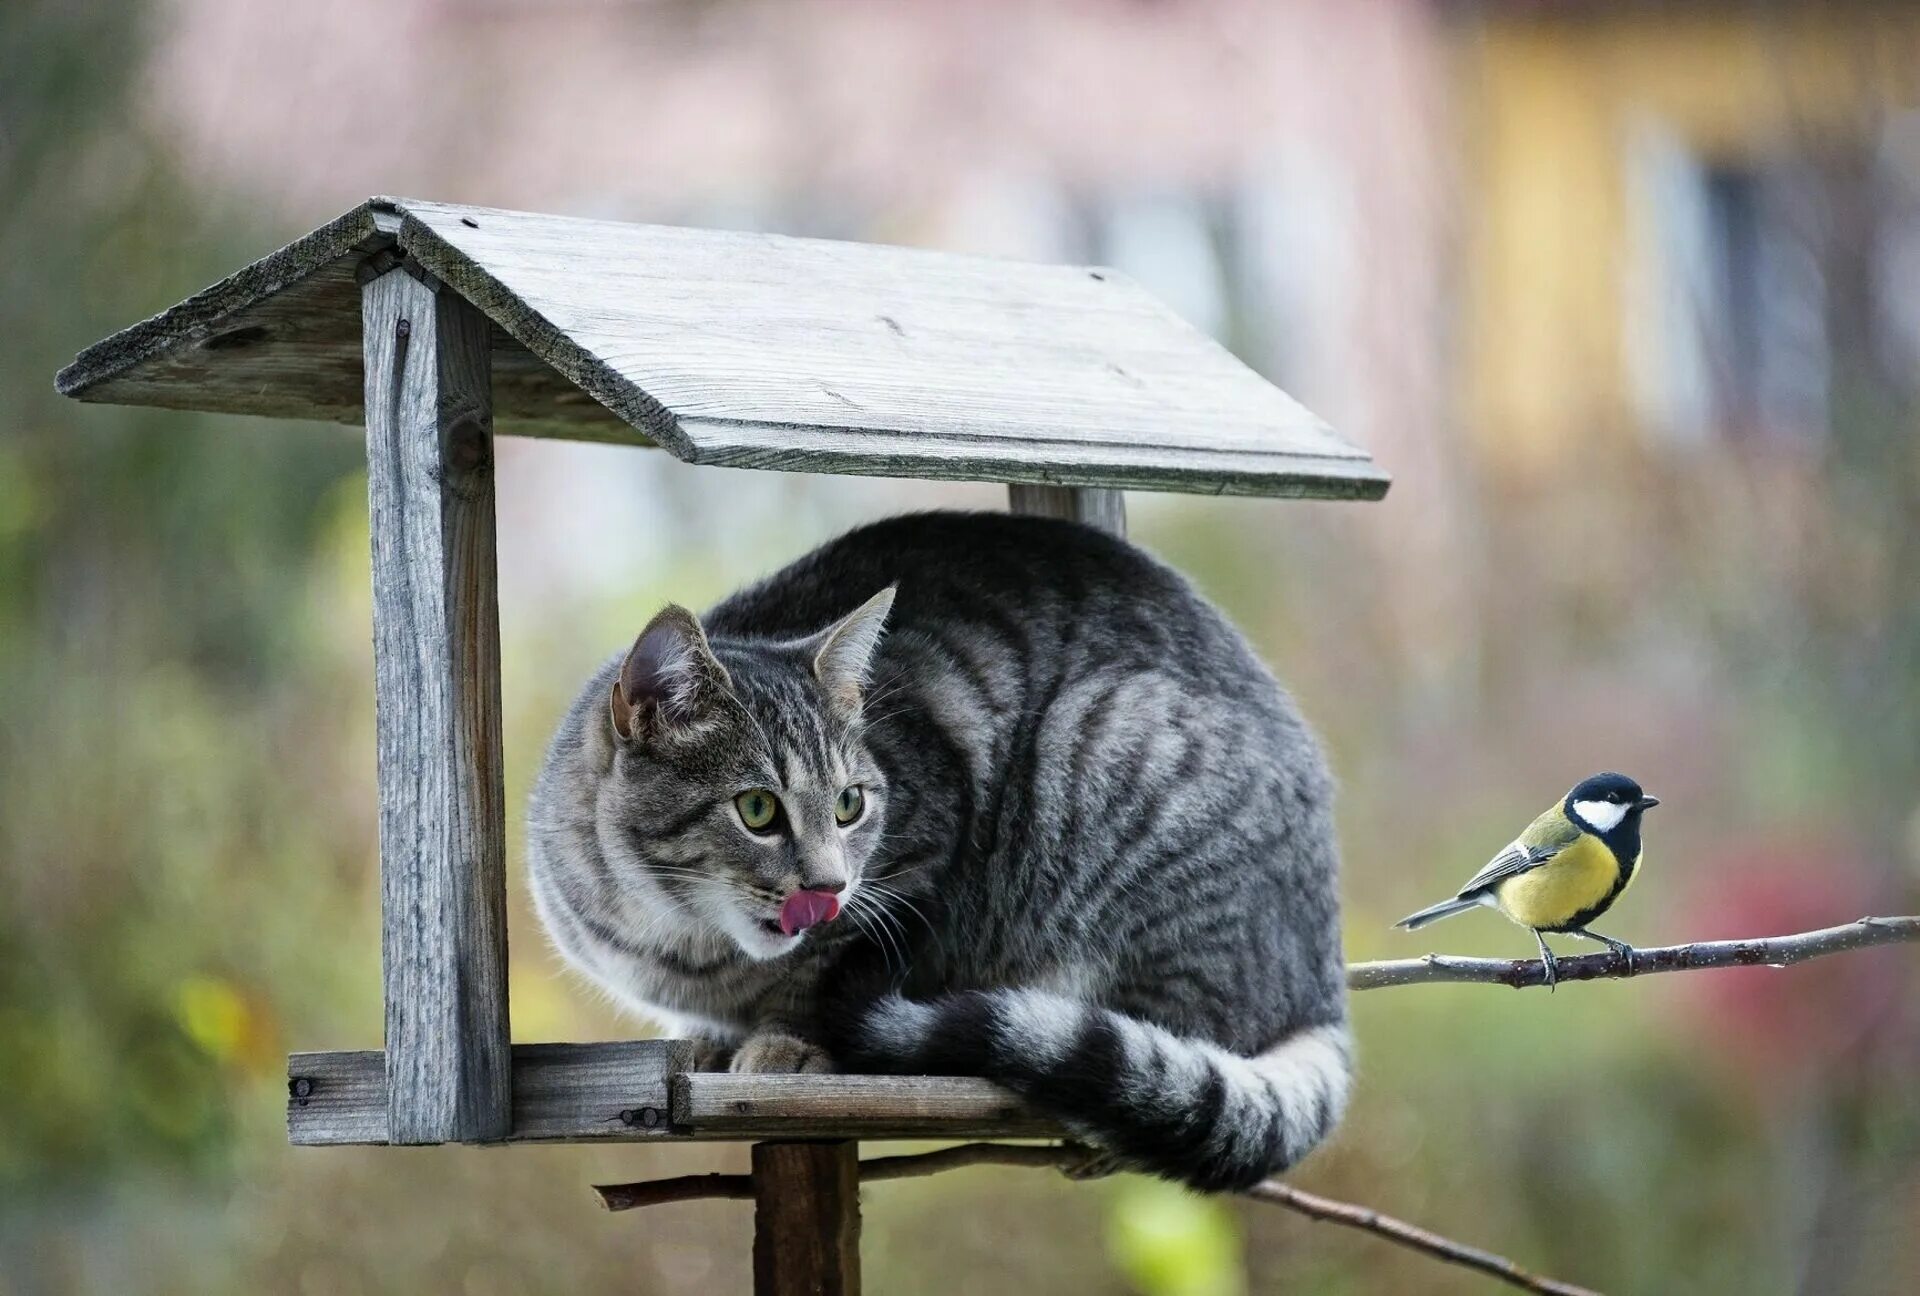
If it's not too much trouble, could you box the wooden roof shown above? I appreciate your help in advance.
[58,197,1387,499]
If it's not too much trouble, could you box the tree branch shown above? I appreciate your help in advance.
[857,1141,1078,1181]
[1347,915,1920,991]
[594,1172,753,1212]
[596,1144,1601,1296]
[1245,1179,1601,1296]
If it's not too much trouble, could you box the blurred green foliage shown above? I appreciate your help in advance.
[0,0,367,1200]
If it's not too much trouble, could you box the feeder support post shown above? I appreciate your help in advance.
[752,1141,862,1296]
[361,262,513,1144]
[1007,484,1126,536]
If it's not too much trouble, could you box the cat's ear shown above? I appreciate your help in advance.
[811,585,896,715]
[610,605,730,742]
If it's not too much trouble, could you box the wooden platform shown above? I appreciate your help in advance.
[57,197,1387,499]
[287,1041,1066,1146]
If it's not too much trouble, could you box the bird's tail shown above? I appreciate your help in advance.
[1394,895,1480,931]
[836,989,1351,1192]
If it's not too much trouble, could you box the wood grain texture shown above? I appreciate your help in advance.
[287,1041,697,1145]
[363,267,512,1145]
[674,419,1383,497]
[286,1050,389,1145]
[58,197,1388,500]
[286,1044,1059,1144]
[512,1040,697,1139]
[1007,484,1126,535]
[54,201,633,439]
[752,1142,862,1296]
[671,1074,1066,1140]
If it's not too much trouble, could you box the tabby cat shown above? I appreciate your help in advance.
[527,511,1349,1190]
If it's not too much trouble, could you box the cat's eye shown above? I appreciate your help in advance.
[834,785,865,825]
[735,789,781,833]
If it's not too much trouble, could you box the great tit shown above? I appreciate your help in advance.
[1394,772,1660,989]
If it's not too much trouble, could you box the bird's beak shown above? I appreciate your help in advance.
[1637,795,1660,810]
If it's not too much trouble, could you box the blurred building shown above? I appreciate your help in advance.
[1453,3,1920,476]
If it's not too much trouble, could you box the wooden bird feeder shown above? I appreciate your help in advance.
[59,197,1386,1293]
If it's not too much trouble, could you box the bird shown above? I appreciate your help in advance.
[1394,772,1660,989]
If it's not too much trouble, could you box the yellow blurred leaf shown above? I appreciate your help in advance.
[173,975,251,1063]
[1105,1177,1245,1296]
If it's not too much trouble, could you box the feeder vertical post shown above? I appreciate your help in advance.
[752,1141,862,1296]
[1007,484,1126,536]
[361,261,513,1144]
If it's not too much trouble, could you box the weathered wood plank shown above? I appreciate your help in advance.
[752,1142,861,1296]
[363,266,512,1144]
[58,197,1389,501]
[288,1041,697,1145]
[400,199,1371,461]
[57,202,384,408]
[1007,484,1126,535]
[287,1049,388,1145]
[671,1074,1066,1140]
[286,1044,1061,1144]
[676,419,1384,498]
[513,1040,698,1139]
[52,202,634,439]
[656,400,1387,495]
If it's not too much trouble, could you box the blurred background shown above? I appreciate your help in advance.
[5,1,1920,1292]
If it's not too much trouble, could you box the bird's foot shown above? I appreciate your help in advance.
[1575,929,1637,972]
[1531,930,1559,992]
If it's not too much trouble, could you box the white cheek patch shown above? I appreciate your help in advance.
[1573,799,1628,832]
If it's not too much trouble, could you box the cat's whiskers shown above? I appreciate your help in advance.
[852,883,910,944]
[856,704,918,731]
[861,877,925,912]
[631,866,783,941]
[858,668,912,713]
[642,864,754,895]
[862,888,932,949]
[844,891,908,973]
[854,879,942,965]
[838,900,892,972]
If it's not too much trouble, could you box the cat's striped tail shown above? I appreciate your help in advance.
[837,990,1351,1192]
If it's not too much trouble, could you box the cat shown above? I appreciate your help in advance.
[526,511,1350,1190]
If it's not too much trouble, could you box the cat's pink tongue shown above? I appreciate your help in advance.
[779,889,841,936]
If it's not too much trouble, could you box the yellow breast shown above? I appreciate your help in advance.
[1493,835,1625,931]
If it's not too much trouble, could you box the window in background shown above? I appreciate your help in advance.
[1627,118,1832,452]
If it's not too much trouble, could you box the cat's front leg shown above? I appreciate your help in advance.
[730,1021,835,1074]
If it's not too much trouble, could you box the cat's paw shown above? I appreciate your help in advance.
[684,1036,734,1072]
[730,1030,835,1075]
[1058,1144,1125,1180]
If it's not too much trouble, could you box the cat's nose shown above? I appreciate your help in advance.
[779,889,842,936]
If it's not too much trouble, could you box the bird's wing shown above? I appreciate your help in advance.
[1454,806,1584,897]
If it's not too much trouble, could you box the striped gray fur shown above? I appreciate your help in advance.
[526,512,1349,1189]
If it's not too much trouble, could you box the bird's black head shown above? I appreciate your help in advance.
[1565,772,1659,836]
